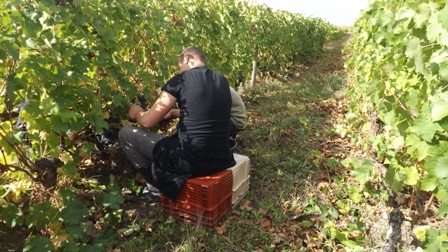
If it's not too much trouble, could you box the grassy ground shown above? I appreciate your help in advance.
[115,34,360,252]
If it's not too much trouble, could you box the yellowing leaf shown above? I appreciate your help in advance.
[299,220,313,228]
[413,226,431,241]
[404,166,420,185]
[215,226,226,235]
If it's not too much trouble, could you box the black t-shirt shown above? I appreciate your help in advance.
[149,66,236,200]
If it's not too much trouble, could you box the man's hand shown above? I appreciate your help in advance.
[127,104,144,123]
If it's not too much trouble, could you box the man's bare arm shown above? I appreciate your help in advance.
[128,91,177,128]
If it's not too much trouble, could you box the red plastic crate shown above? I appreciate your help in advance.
[174,169,233,209]
[161,191,232,229]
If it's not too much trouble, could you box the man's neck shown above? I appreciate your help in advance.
[189,62,205,69]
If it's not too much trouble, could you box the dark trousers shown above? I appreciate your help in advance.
[118,126,165,183]
[230,121,240,138]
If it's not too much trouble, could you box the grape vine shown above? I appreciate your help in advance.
[345,0,448,247]
[0,0,339,250]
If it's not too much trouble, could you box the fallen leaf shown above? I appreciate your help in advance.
[272,233,286,244]
[258,208,268,215]
[232,210,241,215]
[215,226,226,235]
[395,196,406,206]
[260,218,271,228]
[240,199,253,211]
[145,219,159,232]
[317,181,329,189]
[289,224,301,234]
[348,230,362,240]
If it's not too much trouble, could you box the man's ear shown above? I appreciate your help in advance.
[183,55,190,64]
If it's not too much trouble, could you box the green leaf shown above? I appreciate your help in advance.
[349,188,362,204]
[1,40,20,60]
[325,157,337,168]
[439,203,448,217]
[60,200,88,225]
[23,237,55,252]
[99,190,124,210]
[352,159,373,185]
[414,3,431,28]
[23,17,42,38]
[438,1,448,30]
[430,92,448,121]
[422,228,447,251]
[64,225,85,239]
[385,161,404,192]
[397,7,415,21]
[89,114,108,131]
[405,89,419,108]
[407,115,443,142]
[406,134,430,161]
[299,220,313,228]
[420,175,439,191]
[51,115,70,134]
[405,37,421,59]
[25,201,58,230]
[405,36,428,74]
[61,160,78,177]
[73,0,84,5]
[439,59,448,80]
[1,204,24,228]
[435,187,448,204]
[435,157,448,179]
[427,18,444,42]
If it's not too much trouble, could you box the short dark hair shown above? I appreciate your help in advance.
[179,46,206,64]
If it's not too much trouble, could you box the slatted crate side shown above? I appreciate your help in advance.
[232,176,250,206]
[174,169,233,209]
[161,192,233,230]
[228,154,250,191]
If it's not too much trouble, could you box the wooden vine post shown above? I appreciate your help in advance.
[250,45,258,88]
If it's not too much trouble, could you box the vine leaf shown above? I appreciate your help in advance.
[405,37,426,74]
[404,166,420,185]
[0,204,24,228]
[405,134,430,161]
[385,160,404,192]
[23,237,55,252]
[435,157,448,179]
[420,175,439,191]
[352,159,373,185]
[407,114,443,142]
[60,200,88,225]
[25,201,58,230]
[414,3,431,28]
[439,204,448,216]
[429,92,448,121]
[438,1,448,31]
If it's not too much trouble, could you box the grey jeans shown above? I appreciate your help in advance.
[118,126,165,183]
